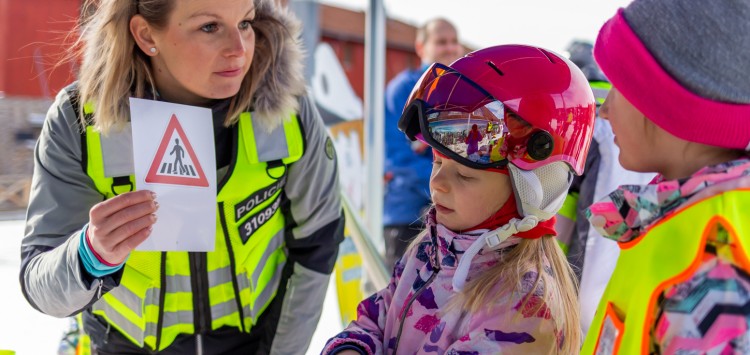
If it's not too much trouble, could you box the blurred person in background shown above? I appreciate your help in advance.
[383,18,462,269]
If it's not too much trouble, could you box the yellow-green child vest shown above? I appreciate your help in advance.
[82,105,304,351]
[582,189,750,355]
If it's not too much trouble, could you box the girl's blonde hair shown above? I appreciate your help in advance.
[459,237,580,354]
[410,229,580,353]
[74,0,298,134]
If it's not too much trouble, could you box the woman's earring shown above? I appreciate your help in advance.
[149,47,157,54]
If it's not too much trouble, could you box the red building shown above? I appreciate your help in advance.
[319,4,421,99]
[0,1,80,210]
[0,0,80,97]
[0,1,423,101]
[0,1,433,210]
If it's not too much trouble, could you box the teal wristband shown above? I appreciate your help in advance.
[78,224,125,278]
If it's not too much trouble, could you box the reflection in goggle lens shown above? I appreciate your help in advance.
[426,101,508,164]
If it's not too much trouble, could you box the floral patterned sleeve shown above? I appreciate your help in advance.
[321,259,404,355]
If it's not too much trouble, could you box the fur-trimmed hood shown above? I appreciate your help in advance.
[251,0,307,131]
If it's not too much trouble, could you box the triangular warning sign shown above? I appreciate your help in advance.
[145,114,209,187]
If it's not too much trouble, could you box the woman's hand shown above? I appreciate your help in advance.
[87,190,158,264]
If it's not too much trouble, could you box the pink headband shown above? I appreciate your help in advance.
[594,9,750,150]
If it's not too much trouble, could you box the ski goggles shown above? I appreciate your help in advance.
[398,63,553,170]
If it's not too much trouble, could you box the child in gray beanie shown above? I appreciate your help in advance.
[580,0,750,354]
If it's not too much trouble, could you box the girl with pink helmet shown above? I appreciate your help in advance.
[323,44,596,354]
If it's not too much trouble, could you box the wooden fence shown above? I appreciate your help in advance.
[0,175,31,210]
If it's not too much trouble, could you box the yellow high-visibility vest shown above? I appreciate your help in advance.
[581,189,750,354]
[555,192,579,254]
[83,104,304,351]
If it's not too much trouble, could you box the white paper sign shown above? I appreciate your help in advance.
[130,98,217,251]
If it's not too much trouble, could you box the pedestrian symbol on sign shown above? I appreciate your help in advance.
[146,114,209,187]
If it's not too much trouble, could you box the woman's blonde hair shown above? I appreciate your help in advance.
[74,0,300,134]
[409,230,580,353]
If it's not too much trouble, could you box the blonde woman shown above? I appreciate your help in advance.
[323,45,594,354]
[21,0,343,353]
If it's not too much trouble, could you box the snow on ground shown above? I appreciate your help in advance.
[307,275,344,354]
[0,216,343,354]
[0,217,68,354]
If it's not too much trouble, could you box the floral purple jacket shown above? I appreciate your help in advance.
[322,213,563,354]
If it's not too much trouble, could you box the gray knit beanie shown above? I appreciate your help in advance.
[594,0,750,149]
[624,0,750,104]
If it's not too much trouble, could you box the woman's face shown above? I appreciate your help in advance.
[430,155,511,231]
[145,0,256,105]
[600,86,740,179]
[599,87,662,173]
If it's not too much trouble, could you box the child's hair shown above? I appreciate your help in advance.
[408,226,580,353]
[457,237,580,354]
[72,0,292,134]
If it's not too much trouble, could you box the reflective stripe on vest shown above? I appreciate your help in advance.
[590,81,612,106]
[85,111,303,351]
[581,189,750,355]
[554,192,579,255]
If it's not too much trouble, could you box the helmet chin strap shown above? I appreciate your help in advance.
[451,162,572,293]
[452,215,539,292]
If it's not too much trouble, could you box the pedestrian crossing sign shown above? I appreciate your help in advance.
[145,114,209,187]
